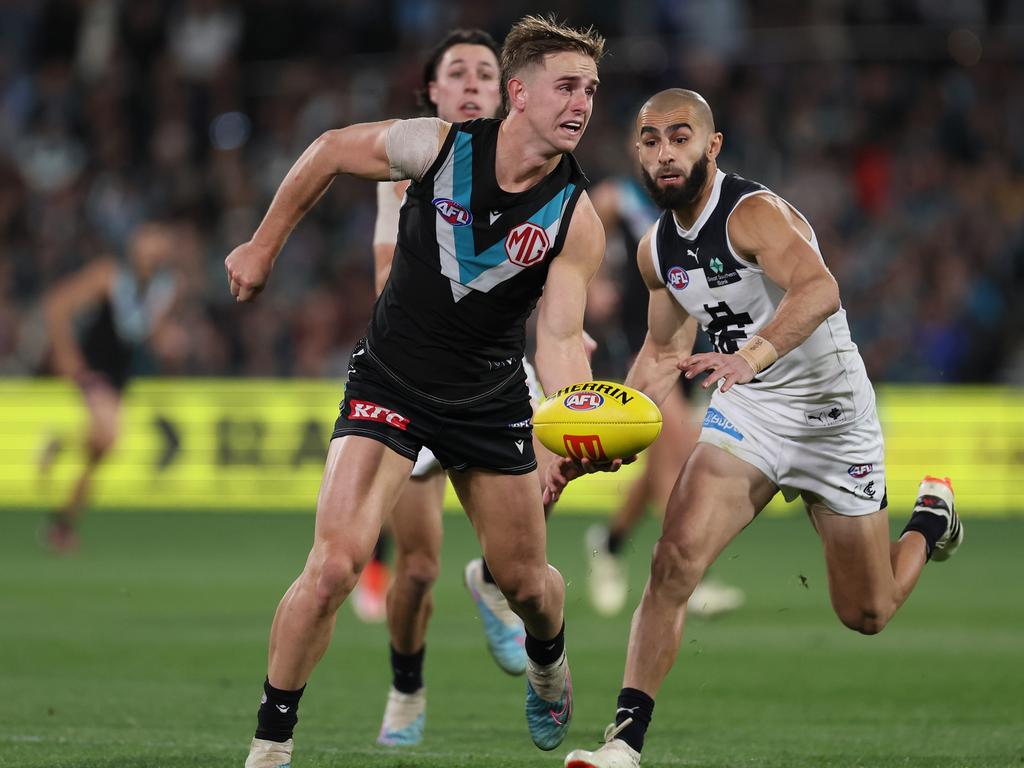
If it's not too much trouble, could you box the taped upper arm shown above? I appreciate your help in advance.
[384,118,452,182]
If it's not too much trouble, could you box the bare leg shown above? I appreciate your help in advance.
[450,469,563,641]
[266,436,413,690]
[387,471,446,653]
[623,444,776,696]
[811,503,928,635]
[62,382,121,523]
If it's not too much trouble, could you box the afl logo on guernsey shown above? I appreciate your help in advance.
[505,222,550,267]
[564,392,604,411]
[432,197,473,226]
[667,266,689,290]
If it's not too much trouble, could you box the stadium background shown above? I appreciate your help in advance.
[1,2,1022,767]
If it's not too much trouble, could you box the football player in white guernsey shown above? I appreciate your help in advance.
[557,89,964,768]
[229,17,619,767]
[365,28,536,747]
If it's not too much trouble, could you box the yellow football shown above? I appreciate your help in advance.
[533,380,662,460]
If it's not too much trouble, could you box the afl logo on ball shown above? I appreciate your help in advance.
[667,266,689,290]
[563,392,604,411]
[432,197,473,226]
[505,222,550,267]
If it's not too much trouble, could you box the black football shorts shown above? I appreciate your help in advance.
[332,340,536,475]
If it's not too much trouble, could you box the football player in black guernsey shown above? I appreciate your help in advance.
[42,220,177,553]
[227,15,623,767]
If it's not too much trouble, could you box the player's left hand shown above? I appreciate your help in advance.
[679,352,755,393]
[542,454,636,505]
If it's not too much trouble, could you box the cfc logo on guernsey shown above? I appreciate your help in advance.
[667,266,689,290]
[505,222,550,267]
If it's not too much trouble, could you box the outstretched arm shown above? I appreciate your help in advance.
[225,118,449,302]
[534,192,605,394]
[680,193,840,391]
[44,259,116,380]
[624,229,696,405]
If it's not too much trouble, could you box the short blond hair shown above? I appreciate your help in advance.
[500,15,606,112]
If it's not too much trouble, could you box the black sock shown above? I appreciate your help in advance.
[607,529,624,555]
[481,558,496,585]
[390,645,425,693]
[373,532,391,564]
[902,509,948,560]
[525,622,564,666]
[614,687,655,753]
[255,678,305,743]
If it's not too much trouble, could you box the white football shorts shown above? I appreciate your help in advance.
[696,394,887,516]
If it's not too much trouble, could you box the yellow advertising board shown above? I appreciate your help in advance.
[1,379,1021,515]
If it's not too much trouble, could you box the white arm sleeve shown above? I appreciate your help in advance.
[373,182,403,246]
[384,117,447,182]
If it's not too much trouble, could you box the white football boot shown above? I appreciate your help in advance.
[564,719,641,768]
[687,578,745,618]
[377,686,426,746]
[585,524,628,617]
[244,737,292,768]
[914,476,963,561]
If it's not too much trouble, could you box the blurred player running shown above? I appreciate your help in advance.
[585,163,743,619]
[227,16,614,767]
[364,28,539,747]
[555,89,963,768]
[41,220,176,552]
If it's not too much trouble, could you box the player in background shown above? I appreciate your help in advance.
[555,89,963,768]
[228,16,614,767]
[363,28,537,747]
[584,154,743,619]
[41,220,177,552]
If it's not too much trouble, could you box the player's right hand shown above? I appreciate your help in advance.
[542,454,635,505]
[224,241,274,302]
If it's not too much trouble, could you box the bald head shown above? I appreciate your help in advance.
[636,88,715,135]
[634,89,722,212]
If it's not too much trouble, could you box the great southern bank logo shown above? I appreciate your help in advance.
[432,197,473,226]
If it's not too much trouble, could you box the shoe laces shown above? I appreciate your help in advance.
[603,717,632,743]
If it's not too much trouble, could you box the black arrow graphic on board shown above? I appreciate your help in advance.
[154,415,180,471]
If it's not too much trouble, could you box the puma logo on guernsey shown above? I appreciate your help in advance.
[549,381,634,405]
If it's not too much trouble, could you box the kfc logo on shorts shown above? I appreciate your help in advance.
[348,399,411,431]
[432,197,473,226]
[563,433,607,461]
[505,222,550,267]
[847,464,873,479]
[667,266,689,290]
[564,392,604,411]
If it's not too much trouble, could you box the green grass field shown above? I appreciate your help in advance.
[2,510,1022,768]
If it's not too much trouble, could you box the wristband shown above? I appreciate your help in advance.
[734,335,778,374]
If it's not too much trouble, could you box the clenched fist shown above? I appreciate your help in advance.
[225,241,275,302]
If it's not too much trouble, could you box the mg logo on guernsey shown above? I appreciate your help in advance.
[348,399,411,431]
[431,197,473,227]
[667,266,689,290]
[563,433,607,461]
[564,392,604,411]
[505,222,550,267]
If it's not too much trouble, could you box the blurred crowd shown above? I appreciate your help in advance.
[1,0,1022,383]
